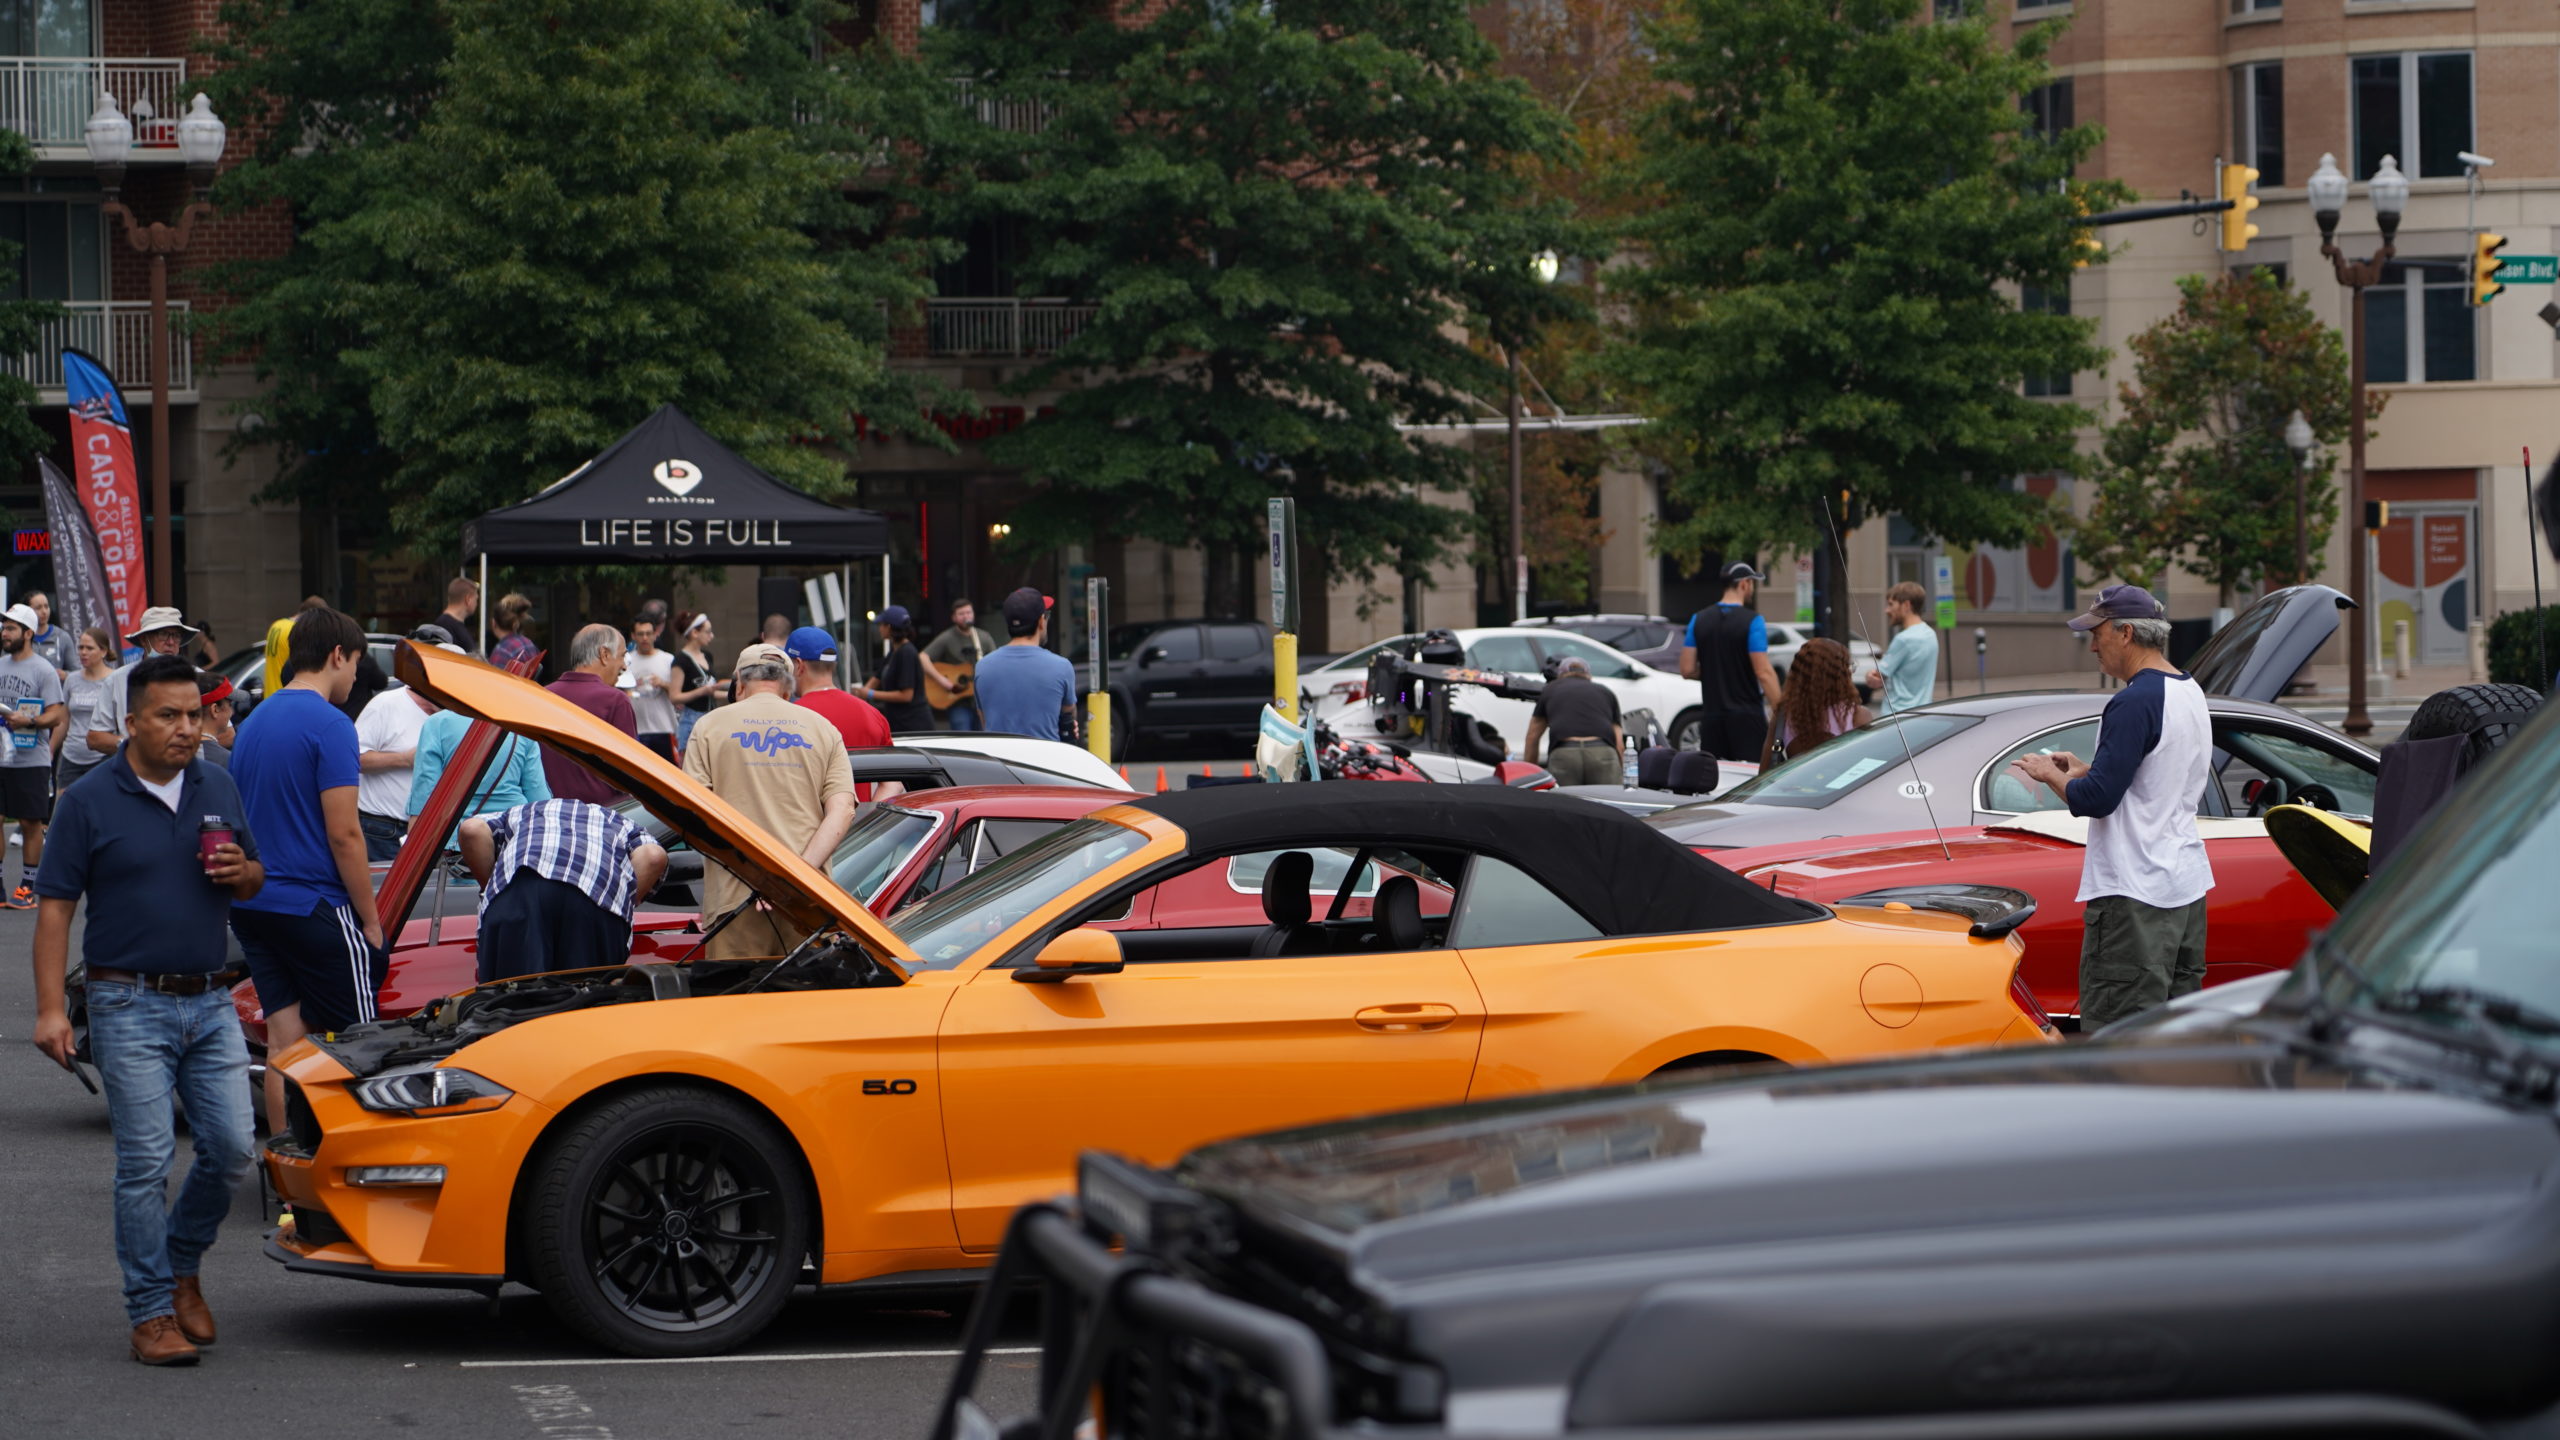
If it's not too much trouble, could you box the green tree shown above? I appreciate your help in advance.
[208,0,937,553]
[1602,0,2121,640]
[921,0,1584,630]
[2076,270,2362,606]
[0,128,55,474]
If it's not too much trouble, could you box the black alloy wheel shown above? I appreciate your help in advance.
[528,1086,809,1356]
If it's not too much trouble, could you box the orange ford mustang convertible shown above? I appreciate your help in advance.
[262,643,2054,1356]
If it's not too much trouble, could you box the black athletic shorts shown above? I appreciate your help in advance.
[0,764,54,823]
[233,901,389,1035]
[1691,709,1769,766]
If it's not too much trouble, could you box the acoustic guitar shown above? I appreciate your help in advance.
[926,660,976,712]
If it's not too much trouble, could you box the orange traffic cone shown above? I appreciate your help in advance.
[1117,764,1130,782]
[1155,766,1170,793]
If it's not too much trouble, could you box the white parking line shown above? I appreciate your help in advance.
[461,1346,1039,1369]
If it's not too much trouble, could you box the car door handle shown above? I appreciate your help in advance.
[1355,1003,1458,1033]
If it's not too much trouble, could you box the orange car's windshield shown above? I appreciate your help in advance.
[887,816,1151,969]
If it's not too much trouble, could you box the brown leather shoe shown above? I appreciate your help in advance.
[172,1275,216,1345]
[130,1315,200,1366]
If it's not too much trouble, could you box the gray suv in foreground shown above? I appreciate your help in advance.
[932,692,2560,1440]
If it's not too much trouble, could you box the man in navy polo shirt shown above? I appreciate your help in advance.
[31,654,265,1366]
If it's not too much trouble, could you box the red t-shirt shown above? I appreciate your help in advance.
[799,689,892,797]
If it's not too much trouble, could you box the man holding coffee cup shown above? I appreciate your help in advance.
[29,653,265,1365]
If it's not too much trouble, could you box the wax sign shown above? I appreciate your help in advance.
[60,350,146,638]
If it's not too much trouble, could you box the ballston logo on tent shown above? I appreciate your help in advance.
[652,457,704,496]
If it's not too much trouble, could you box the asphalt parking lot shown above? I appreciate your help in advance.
[0,900,1038,1439]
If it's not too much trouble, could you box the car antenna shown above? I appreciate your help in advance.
[2528,448,2547,688]
[1818,492,1953,862]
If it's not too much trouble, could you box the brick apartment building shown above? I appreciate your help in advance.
[1830,0,2560,680]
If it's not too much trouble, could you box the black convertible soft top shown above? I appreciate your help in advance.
[1130,783,1820,936]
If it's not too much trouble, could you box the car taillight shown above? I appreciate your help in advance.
[2009,963,2055,1032]
[1328,680,1365,703]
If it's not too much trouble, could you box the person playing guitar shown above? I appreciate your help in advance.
[921,599,999,732]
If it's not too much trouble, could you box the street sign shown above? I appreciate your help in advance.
[2494,255,2559,285]
[1267,497,1298,632]
[1931,553,1956,630]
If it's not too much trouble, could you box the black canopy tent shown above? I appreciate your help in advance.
[462,404,890,658]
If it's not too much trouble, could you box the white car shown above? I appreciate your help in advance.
[889,732,1135,791]
[1298,627,1701,759]
[1763,621,1883,693]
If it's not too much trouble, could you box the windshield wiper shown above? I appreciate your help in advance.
[2286,934,2382,1039]
[2342,981,2560,1105]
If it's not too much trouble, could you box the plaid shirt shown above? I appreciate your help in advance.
[481,799,655,922]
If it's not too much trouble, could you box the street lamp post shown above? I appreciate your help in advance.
[1507,249,1561,624]
[2306,151,2405,738]
[2283,408,2315,587]
[85,91,227,610]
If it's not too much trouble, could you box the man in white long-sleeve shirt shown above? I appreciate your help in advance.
[2010,585,2213,1031]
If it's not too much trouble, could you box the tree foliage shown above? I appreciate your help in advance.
[0,127,53,475]
[207,0,936,555]
[1602,0,2122,631]
[2076,270,2364,601]
[920,0,1585,620]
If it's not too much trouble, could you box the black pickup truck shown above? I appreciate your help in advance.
[933,704,2560,1440]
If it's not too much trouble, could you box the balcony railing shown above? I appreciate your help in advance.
[924,298,1096,357]
[0,57,188,159]
[7,301,195,400]
[950,77,1057,135]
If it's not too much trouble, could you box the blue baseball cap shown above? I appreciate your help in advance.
[880,604,912,629]
[784,626,838,663]
[2067,584,2166,632]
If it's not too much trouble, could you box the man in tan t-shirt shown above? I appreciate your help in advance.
[681,642,857,958]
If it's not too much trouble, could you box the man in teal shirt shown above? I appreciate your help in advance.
[407,707,553,817]
[1868,581,1939,715]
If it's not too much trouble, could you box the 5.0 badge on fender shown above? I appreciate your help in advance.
[862,1078,918,1096]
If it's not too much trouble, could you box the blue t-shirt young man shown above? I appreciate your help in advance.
[229,607,387,1132]
[976,588,1080,742]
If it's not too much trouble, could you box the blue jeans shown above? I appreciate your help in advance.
[676,707,703,748]
[88,980,256,1325]
[944,699,983,732]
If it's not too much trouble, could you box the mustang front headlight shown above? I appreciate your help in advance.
[350,1066,514,1117]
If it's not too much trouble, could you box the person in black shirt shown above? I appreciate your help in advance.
[1524,657,1623,786]
[431,577,480,657]
[1679,561,1783,763]
[855,605,933,733]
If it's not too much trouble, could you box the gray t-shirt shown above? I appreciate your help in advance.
[0,652,64,768]
[59,670,108,770]
[86,660,139,759]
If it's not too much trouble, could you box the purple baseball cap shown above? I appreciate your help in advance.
[2066,583,2166,632]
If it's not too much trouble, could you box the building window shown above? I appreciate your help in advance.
[0,1,94,57]
[2228,0,2280,13]
[2021,282,2071,398]
[2231,62,2284,186]
[2364,261,2475,384]
[2353,52,2472,180]
[2021,79,2073,146]
[0,186,105,302]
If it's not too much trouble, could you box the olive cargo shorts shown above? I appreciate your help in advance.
[1543,742,1620,787]
[2078,893,2208,1032]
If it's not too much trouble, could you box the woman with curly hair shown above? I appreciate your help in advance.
[1765,636,1872,767]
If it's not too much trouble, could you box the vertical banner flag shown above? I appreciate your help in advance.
[36,455,117,643]
[60,349,146,638]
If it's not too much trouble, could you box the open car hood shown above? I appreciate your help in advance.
[395,641,915,973]
[2264,801,2368,911]
[2182,583,2354,703]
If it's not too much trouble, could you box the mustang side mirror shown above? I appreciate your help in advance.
[1015,926,1125,983]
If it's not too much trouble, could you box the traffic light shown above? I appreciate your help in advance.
[2219,162,2260,252]
[2473,231,2508,306]
[2364,500,2391,533]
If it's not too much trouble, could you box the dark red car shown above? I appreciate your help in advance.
[1707,810,2348,1028]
